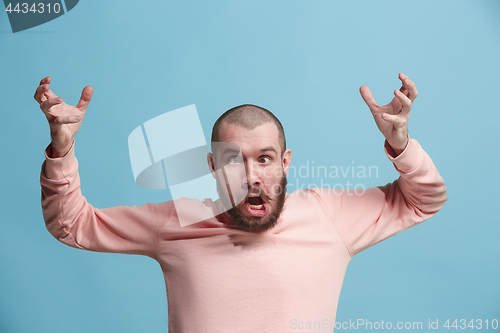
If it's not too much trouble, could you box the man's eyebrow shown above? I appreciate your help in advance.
[259,146,277,154]
[218,146,277,156]
[220,148,240,155]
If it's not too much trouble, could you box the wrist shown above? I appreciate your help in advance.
[49,140,73,158]
[392,146,405,156]
[387,136,409,157]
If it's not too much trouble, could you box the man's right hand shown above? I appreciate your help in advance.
[34,76,93,158]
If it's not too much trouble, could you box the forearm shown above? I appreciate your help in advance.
[386,138,448,216]
[325,137,447,256]
[41,140,88,249]
[40,141,164,256]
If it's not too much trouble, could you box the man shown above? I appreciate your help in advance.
[36,73,447,332]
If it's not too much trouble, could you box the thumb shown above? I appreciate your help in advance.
[359,85,379,111]
[76,85,93,109]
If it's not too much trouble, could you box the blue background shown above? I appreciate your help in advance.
[1,0,499,332]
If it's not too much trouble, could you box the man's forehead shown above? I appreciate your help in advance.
[215,122,280,153]
[217,122,279,142]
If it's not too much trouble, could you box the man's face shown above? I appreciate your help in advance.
[208,122,292,232]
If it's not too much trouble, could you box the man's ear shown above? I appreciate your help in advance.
[207,152,217,179]
[282,149,292,176]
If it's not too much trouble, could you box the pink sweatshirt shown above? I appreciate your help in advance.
[40,138,447,332]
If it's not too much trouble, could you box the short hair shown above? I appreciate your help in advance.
[211,104,286,156]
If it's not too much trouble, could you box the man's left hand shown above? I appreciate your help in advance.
[359,73,418,156]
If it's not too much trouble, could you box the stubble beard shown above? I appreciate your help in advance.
[217,175,287,233]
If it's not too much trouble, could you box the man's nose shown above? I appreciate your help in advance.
[245,162,261,186]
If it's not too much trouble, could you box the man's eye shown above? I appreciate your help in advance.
[259,156,271,164]
[228,156,243,164]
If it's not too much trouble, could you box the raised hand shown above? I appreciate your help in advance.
[359,73,418,156]
[34,77,93,157]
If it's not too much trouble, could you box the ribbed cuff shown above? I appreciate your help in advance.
[43,139,77,180]
[384,137,423,174]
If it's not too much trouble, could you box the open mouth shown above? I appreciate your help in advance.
[243,194,268,217]
[246,195,264,209]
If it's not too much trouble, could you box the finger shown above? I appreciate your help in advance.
[381,112,406,128]
[399,73,418,102]
[76,86,93,109]
[34,84,49,103]
[399,84,409,96]
[394,89,411,114]
[39,76,50,86]
[398,73,409,97]
[359,85,379,110]
[40,96,63,113]
[34,77,51,102]
[51,115,81,125]
[34,83,57,103]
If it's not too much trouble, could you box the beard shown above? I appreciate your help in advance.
[217,175,287,233]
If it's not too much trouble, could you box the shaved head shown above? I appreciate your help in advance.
[211,104,286,156]
[208,104,292,232]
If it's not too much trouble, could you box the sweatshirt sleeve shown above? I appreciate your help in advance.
[40,140,173,259]
[313,137,448,257]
